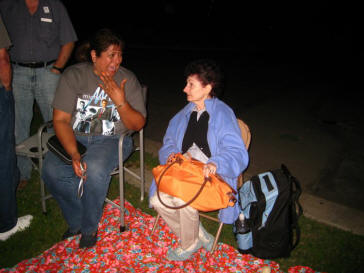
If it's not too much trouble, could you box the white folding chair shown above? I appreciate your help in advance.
[15,120,54,213]
[151,118,251,253]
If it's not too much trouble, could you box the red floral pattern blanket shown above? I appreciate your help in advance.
[0,200,321,272]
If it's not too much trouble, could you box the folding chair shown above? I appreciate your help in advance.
[105,84,147,231]
[151,118,251,253]
[237,119,251,188]
[15,120,55,213]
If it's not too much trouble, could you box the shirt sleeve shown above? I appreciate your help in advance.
[52,67,78,114]
[208,107,249,180]
[0,15,11,49]
[56,0,78,45]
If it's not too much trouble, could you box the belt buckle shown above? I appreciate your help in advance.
[29,62,39,68]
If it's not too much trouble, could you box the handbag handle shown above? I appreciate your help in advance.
[156,156,211,210]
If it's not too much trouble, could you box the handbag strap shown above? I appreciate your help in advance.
[156,156,211,210]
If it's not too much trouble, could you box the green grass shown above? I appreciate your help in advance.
[1,154,364,272]
[1,107,363,272]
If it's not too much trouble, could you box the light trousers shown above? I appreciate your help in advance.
[150,192,199,249]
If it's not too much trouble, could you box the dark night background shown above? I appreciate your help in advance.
[60,1,364,212]
[62,0,360,84]
[61,0,362,131]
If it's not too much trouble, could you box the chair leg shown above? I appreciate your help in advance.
[38,123,47,214]
[119,134,126,232]
[40,179,47,214]
[151,214,160,235]
[140,129,145,201]
[211,222,224,253]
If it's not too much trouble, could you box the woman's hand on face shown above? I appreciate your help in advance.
[203,162,217,178]
[99,72,127,105]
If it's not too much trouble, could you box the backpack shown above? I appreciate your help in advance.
[234,164,303,259]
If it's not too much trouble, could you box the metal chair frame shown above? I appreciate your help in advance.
[15,120,54,213]
[106,127,145,231]
[105,84,147,231]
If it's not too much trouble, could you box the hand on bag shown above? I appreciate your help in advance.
[167,153,176,163]
[203,162,217,178]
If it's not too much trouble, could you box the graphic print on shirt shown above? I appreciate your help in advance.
[72,87,120,135]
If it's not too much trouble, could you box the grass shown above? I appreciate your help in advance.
[1,152,364,273]
[1,108,364,272]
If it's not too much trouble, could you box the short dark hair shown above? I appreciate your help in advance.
[184,59,224,97]
[75,28,124,62]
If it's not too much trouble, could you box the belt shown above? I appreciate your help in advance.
[11,60,56,68]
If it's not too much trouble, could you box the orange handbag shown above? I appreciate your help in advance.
[152,153,237,212]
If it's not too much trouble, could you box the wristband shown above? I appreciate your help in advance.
[52,65,64,73]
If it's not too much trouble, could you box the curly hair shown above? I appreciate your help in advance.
[184,59,224,97]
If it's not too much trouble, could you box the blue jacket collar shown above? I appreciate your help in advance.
[183,98,217,117]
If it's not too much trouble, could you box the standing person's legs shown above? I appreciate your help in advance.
[0,88,33,241]
[12,65,35,181]
[35,65,60,124]
[0,88,19,232]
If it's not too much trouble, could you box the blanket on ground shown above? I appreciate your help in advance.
[0,200,320,272]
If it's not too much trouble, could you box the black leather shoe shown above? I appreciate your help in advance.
[62,229,81,240]
[79,232,97,248]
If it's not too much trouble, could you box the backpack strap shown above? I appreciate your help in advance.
[246,175,266,230]
[281,164,303,250]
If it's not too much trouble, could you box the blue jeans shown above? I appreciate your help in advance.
[42,134,133,235]
[12,64,60,180]
[0,88,19,232]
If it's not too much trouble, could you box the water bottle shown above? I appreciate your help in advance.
[235,213,251,234]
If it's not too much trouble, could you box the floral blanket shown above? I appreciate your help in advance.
[0,200,321,272]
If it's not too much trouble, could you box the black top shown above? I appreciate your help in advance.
[182,111,211,158]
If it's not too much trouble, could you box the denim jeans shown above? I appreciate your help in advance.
[0,88,19,232]
[42,134,133,235]
[12,64,60,180]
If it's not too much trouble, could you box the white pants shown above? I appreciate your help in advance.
[150,192,199,249]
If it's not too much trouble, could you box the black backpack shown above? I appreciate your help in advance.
[234,164,303,259]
